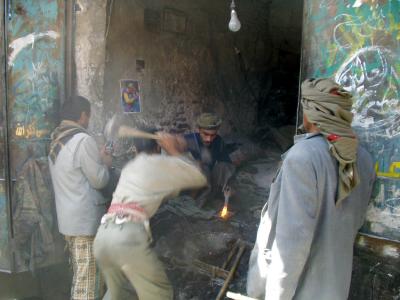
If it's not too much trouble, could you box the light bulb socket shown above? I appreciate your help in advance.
[228,0,241,32]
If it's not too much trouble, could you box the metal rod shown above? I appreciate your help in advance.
[65,0,75,100]
[3,0,15,273]
[193,259,230,279]
[295,0,306,135]
[7,0,12,20]
[169,257,229,279]
[222,239,239,270]
[230,0,236,10]
[216,243,246,300]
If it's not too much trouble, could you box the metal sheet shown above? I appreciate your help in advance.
[301,0,400,241]
[7,0,65,174]
[1,0,66,272]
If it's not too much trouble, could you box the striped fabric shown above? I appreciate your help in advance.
[65,236,104,300]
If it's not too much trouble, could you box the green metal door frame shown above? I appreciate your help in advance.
[0,0,14,273]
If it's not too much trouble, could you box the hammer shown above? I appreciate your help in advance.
[118,126,161,140]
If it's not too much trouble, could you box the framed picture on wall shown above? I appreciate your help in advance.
[120,79,142,113]
[163,8,187,34]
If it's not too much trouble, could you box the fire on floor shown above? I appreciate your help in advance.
[151,151,282,300]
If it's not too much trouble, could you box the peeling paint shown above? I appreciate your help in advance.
[8,31,60,66]
[353,0,364,8]
[367,206,400,230]
[0,0,65,272]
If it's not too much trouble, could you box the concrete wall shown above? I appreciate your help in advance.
[74,0,108,133]
[75,0,303,136]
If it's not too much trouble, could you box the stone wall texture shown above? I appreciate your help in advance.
[75,0,302,136]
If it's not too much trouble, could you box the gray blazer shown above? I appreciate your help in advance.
[247,133,375,300]
[49,133,109,236]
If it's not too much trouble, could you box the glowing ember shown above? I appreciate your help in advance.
[220,205,228,218]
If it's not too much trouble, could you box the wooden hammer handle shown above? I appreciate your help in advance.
[118,126,161,140]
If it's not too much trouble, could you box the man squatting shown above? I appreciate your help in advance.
[184,113,236,207]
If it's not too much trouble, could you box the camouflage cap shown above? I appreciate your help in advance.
[196,113,222,129]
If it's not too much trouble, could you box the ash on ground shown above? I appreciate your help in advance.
[151,150,281,299]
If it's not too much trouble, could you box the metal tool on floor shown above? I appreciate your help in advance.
[215,239,250,300]
[169,257,229,280]
[219,185,232,219]
[168,238,253,300]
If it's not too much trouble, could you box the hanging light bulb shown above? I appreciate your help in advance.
[228,0,241,32]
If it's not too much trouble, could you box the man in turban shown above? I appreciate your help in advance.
[184,113,235,207]
[246,78,376,300]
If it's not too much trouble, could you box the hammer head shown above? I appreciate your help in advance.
[104,114,124,142]
[103,113,127,155]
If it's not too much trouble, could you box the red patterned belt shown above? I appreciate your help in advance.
[102,202,151,240]
[108,202,145,215]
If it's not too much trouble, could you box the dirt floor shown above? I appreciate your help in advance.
[0,146,282,300]
[151,149,281,299]
[2,143,398,300]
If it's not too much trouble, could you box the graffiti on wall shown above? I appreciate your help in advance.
[0,0,65,272]
[8,1,64,145]
[303,0,400,240]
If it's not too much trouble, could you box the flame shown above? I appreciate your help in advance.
[220,205,228,218]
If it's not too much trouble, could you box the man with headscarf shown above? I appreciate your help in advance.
[184,113,236,207]
[246,78,376,300]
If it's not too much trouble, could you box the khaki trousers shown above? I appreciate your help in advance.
[94,221,173,300]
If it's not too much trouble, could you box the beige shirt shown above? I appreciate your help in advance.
[111,153,207,219]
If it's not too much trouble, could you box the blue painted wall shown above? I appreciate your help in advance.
[0,0,65,272]
[302,0,400,241]
[0,185,9,271]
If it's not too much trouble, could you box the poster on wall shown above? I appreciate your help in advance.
[120,79,141,113]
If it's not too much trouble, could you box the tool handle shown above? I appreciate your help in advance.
[118,126,161,140]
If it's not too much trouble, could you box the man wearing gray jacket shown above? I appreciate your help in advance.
[247,78,376,300]
[49,96,112,300]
